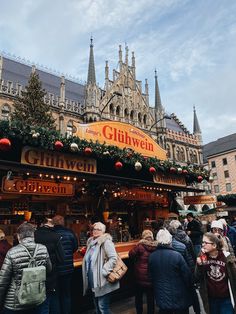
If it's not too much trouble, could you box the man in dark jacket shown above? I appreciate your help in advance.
[186,213,203,257]
[52,215,78,314]
[149,229,192,314]
[0,222,51,313]
[35,218,65,314]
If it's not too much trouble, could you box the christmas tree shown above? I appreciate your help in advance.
[11,70,56,129]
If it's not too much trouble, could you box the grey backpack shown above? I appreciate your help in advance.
[17,244,46,306]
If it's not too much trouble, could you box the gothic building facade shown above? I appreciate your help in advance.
[0,39,202,168]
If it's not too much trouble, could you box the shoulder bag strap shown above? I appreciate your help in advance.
[20,244,38,267]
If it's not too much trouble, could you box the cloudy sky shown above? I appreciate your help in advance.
[0,0,235,144]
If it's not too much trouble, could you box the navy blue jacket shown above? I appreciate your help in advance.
[226,225,236,254]
[149,245,192,310]
[54,225,78,275]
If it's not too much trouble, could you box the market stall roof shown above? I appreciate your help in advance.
[0,159,204,193]
[178,210,203,216]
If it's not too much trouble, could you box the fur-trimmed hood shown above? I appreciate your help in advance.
[138,239,158,251]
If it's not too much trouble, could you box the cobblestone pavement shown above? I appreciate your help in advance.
[82,297,196,314]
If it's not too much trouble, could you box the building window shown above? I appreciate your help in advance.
[1,104,10,121]
[143,114,147,127]
[124,108,129,119]
[211,161,216,168]
[224,170,229,178]
[116,106,120,116]
[138,112,142,123]
[176,147,180,161]
[214,185,219,193]
[222,158,227,165]
[130,110,134,120]
[212,172,217,179]
[166,144,171,158]
[66,121,73,137]
[109,103,114,115]
[226,183,232,192]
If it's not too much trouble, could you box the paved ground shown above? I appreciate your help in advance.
[82,297,196,314]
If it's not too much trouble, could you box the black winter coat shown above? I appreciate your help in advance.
[35,226,65,291]
[129,239,157,287]
[0,239,11,269]
[54,225,78,276]
[0,237,51,311]
[186,219,203,245]
[149,245,193,310]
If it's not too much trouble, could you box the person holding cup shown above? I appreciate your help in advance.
[196,232,236,314]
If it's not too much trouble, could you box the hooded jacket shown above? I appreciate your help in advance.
[82,233,119,297]
[129,239,157,287]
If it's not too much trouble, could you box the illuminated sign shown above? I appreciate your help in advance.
[2,177,74,196]
[114,188,168,204]
[184,195,217,205]
[153,173,186,187]
[21,147,97,174]
[74,121,167,160]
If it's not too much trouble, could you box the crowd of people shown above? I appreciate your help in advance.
[0,215,78,314]
[1,213,236,314]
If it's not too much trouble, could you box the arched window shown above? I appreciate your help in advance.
[176,146,180,161]
[189,150,194,163]
[188,204,197,211]
[166,144,171,158]
[143,114,147,126]
[193,151,198,164]
[130,110,134,120]
[66,120,73,137]
[110,103,114,115]
[1,104,10,121]
[202,205,210,212]
[116,106,120,116]
[180,148,185,162]
[138,112,142,123]
[124,108,129,119]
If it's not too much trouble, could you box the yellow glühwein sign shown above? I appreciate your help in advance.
[21,147,97,174]
[2,177,74,196]
[75,121,167,160]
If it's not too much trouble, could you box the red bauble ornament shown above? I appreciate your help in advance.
[182,169,188,175]
[54,140,63,150]
[84,147,92,156]
[115,161,123,171]
[149,167,156,174]
[0,138,11,151]
[170,167,176,173]
[198,175,203,182]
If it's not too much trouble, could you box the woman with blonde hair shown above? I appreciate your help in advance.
[0,229,11,269]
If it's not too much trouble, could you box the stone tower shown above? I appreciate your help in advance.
[83,37,101,122]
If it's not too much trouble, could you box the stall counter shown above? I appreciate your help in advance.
[73,240,139,267]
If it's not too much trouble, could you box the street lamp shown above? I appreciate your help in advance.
[149,114,171,131]
[100,91,122,116]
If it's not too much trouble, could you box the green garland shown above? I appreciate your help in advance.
[218,194,236,206]
[0,120,209,182]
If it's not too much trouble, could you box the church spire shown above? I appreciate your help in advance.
[155,69,163,111]
[193,106,201,134]
[87,37,96,85]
